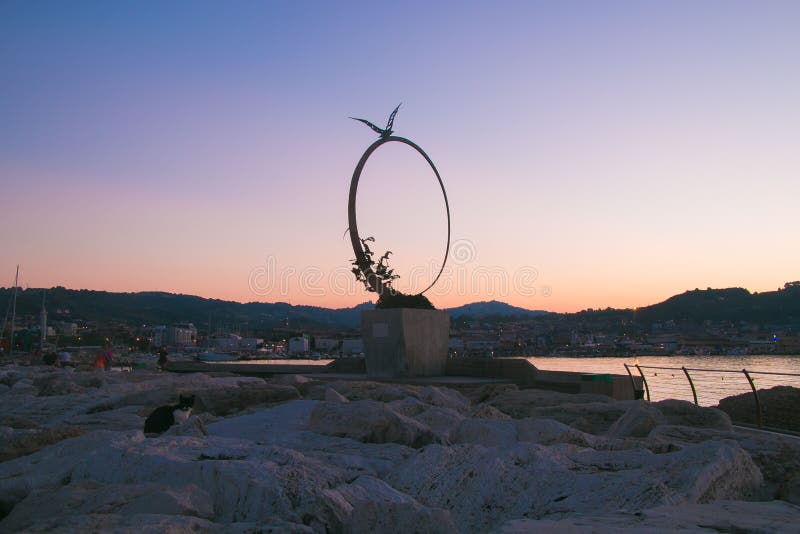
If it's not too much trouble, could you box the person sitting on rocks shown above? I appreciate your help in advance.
[42,352,57,366]
[157,347,168,371]
[57,351,72,368]
[103,348,112,370]
[94,350,106,370]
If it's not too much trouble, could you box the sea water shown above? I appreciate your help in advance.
[528,354,800,405]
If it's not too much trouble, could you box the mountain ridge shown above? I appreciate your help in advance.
[0,287,548,331]
[2,283,798,332]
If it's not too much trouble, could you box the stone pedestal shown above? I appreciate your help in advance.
[361,308,449,378]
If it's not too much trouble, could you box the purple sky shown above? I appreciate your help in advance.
[2,1,799,312]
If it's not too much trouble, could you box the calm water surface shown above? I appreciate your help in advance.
[527,355,800,405]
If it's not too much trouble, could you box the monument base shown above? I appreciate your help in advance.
[361,308,449,378]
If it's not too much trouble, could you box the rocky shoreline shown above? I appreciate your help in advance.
[718,386,800,433]
[1,365,800,532]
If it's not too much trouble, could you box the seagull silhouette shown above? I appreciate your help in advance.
[350,104,401,138]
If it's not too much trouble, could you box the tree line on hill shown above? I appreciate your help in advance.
[1,282,798,335]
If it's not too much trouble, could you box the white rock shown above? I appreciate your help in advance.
[386,396,429,417]
[324,387,349,403]
[33,372,85,396]
[1,481,214,532]
[10,379,36,394]
[317,381,413,402]
[0,429,360,527]
[272,374,313,386]
[387,439,763,533]
[492,500,800,533]
[516,418,598,447]
[450,418,518,447]
[207,399,319,441]
[523,401,632,434]
[487,388,614,413]
[193,382,301,416]
[413,406,464,441]
[67,405,145,432]
[206,400,414,479]
[9,513,223,533]
[308,399,439,448]
[648,424,800,504]
[0,425,84,462]
[417,386,471,414]
[607,402,666,438]
[162,414,211,437]
[470,403,511,420]
[321,475,457,533]
[653,399,732,430]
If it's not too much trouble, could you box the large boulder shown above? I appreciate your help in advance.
[0,426,84,462]
[323,387,349,403]
[470,404,512,420]
[320,475,456,533]
[450,416,622,450]
[33,372,85,397]
[484,389,614,419]
[68,405,145,432]
[0,481,214,532]
[0,415,38,429]
[463,383,519,404]
[416,386,471,414]
[718,385,800,432]
[308,399,439,448]
[653,399,732,430]
[0,430,362,529]
[412,406,464,441]
[516,418,601,448]
[451,418,518,447]
[0,368,26,387]
[492,500,800,533]
[524,402,630,434]
[648,424,800,504]
[308,381,415,402]
[9,379,36,395]
[386,396,429,417]
[194,382,301,416]
[310,382,471,414]
[207,400,415,479]
[607,402,666,438]
[387,440,762,533]
[270,374,317,396]
[85,374,276,417]
[2,513,225,533]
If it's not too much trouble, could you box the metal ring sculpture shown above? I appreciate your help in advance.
[348,136,450,296]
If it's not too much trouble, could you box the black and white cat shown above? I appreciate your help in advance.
[144,394,195,435]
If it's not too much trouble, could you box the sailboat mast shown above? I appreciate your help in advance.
[9,265,19,358]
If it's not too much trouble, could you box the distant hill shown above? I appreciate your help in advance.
[446,300,548,319]
[636,283,800,325]
[3,284,797,334]
[0,288,547,331]
[0,287,371,331]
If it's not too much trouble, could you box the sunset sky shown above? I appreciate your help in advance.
[2,1,798,313]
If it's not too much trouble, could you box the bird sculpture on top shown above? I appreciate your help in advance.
[350,104,401,138]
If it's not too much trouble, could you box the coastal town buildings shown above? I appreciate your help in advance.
[341,338,364,355]
[288,336,310,354]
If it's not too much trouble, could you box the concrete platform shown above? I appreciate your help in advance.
[166,361,507,387]
[166,356,644,400]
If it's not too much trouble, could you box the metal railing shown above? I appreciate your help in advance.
[624,363,800,432]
